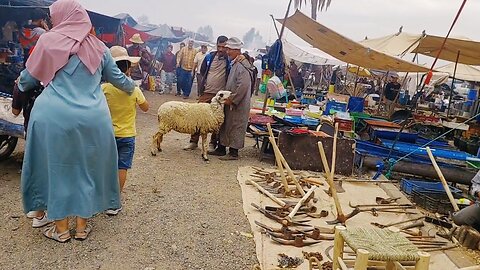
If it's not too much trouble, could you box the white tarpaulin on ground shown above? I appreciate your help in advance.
[283,40,343,66]
[435,63,480,82]
[237,166,459,270]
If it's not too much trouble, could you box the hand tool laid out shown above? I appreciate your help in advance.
[424,215,453,229]
[248,180,288,207]
[265,228,334,241]
[265,206,328,219]
[371,216,425,228]
[399,220,425,230]
[317,124,354,225]
[255,221,335,242]
[287,186,317,221]
[269,235,321,247]
[366,208,418,217]
[267,123,304,196]
[375,196,401,204]
[255,221,313,234]
[348,202,414,208]
[248,178,328,221]
[251,203,311,227]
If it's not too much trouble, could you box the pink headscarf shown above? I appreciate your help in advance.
[26,0,106,86]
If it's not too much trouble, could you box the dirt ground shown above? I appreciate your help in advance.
[0,89,264,270]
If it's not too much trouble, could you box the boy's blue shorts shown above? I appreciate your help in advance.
[115,137,135,170]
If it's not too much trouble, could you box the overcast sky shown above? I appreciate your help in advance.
[78,0,479,47]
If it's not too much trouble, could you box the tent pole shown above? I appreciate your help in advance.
[262,0,294,115]
[353,66,361,96]
[270,15,280,37]
[343,63,349,94]
[447,50,460,117]
[279,0,293,40]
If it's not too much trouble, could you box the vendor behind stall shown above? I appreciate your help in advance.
[19,8,49,65]
[384,74,401,101]
[452,171,480,231]
[383,74,401,111]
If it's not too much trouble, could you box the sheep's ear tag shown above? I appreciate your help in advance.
[219,93,224,98]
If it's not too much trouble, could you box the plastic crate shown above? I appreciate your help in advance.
[411,190,456,215]
[400,179,462,196]
[324,101,347,115]
[334,118,353,132]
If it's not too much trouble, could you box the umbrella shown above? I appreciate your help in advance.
[348,65,371,77]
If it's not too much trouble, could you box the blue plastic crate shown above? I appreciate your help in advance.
[324,101,347,115]
[400,179,462,196]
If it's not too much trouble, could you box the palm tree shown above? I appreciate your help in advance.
[293,0,332,20]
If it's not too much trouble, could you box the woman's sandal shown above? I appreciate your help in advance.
[43,225,71,243]
[74,224,92,241]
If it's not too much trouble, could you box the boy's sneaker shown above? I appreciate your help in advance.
[26,211,39,219]
[32,213,52,228]
[105,207,123,216]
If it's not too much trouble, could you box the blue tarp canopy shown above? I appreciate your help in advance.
[114,12,184,42]
[0,0,55,6]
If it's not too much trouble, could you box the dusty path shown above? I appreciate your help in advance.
[0,90,261,269]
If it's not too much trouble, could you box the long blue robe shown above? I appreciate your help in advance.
[19,50,135,220]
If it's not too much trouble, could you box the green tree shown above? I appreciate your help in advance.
[293,0,332,20]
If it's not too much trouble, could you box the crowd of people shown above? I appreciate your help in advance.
[9,0,257,242]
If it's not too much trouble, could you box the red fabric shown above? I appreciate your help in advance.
[122,24,153,45]
[96,33,116,45]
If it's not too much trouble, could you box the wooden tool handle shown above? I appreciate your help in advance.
[248,180,287,207]
[268,136,290,195]
[425,147,460,212]
[267,124,305,196]
[287,186,317,220]
[317,142,331,176]
[318,124,344,216]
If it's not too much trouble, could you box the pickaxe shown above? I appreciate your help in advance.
[317,124,355,225]
[251,203,311,227]
[371,217,425,228]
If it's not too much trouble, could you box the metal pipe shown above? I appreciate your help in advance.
[362,156,474,185]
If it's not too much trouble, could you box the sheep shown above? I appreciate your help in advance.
[151,90,232,161]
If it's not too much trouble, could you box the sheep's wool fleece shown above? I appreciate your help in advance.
[219,57,253,149]
[157,101,224,134]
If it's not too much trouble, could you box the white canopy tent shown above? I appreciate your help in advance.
[435,63,480,82]
[282,40,343,66]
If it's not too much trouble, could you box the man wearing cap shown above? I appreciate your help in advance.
[176,40,197,99]
[209,37,255,160]
[184,35,230,151]
[193,44,208,97]
[102,46,149,215]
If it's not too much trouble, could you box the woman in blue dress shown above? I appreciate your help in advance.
[15,0,135,242]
